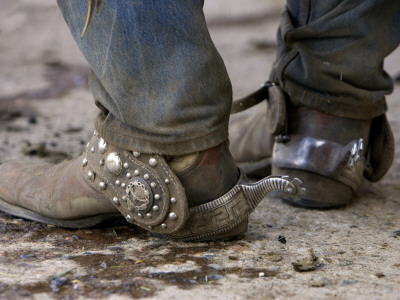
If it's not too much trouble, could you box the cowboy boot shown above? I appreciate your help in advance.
[229,84,394,208]
[229,101,274,178]
[0,131,303,241]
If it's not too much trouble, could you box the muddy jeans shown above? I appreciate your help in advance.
[57,0,400,155]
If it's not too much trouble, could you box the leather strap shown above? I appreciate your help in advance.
[230,82,273,114]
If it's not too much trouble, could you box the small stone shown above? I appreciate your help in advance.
[309,277,328,287]
[207,274,224,281]
[50,277,69,293]
[278,235,286,244]
[20,253,36,259]
[208,264,223,271]
[259,272,265,277]
[375,272,385,278]
[339,279,356,286]
[292,249,320,272]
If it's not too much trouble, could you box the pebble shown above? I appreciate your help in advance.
[207,274,224,281]
[278,235,287,244]
[339,279,356,286]
[20,253,36,259]
[309,277,329,287]
[208,264,223,271]
[50,277,69,293]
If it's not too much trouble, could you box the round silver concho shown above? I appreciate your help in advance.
[125,178,153,213]
[105,152,123,176]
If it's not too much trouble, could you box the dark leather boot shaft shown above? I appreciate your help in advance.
[174,142,240,208]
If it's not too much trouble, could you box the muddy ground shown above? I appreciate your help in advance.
[1,0,400,299]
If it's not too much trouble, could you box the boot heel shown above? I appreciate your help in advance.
[273,167,353,208]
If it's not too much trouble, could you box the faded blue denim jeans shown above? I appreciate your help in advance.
[57,0,400,155]
[57,0,231,155]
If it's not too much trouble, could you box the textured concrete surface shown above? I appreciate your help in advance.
[0,0,400,299]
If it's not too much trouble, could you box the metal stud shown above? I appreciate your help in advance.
[150,182,156,188]
[152,205,159,212]
[112,197,120,205]
[98,138,108,154]
[146,213,152,218]
[161,223,167,229]
[121,183,126,188]
[133,151,141,157]
[154,194,160,200]
[149,158,158,167]
[144,174,150,180]
[93,130,98,136]
[99,159,105,166]
[165,179,170,184]
[126,173,132,179]
[115,180,121,186]
[87,171,95,181]
[148,226,153,230]
[126,215,132,222]
[106,152,123,176]
[138,213,143,218]
[123,162,129,169]
[99,181,107,190]
[170,197,176,204]
[82,157,88,167]
[91,147,95,153]
[86,142,90,148]
[122,195,127,201]
[134,169,140,176]
[169,212,177,220]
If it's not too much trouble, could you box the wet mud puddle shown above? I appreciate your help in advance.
[0,215,279,299]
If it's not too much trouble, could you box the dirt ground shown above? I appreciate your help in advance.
[1,1,400,299]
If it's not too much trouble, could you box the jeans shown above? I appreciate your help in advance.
[57,0,231,155]
[271,0,400,119]
[57,0,400,155]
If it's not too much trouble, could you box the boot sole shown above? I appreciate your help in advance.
[0,197,123,228]
[273,167,353,208]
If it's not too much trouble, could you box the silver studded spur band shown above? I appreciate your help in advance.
[82,133,304,237]
[167,172,304,241]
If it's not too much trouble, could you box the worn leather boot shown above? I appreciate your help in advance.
[273,107,377,207]
[0,131,303,241]
[229,84,394,208]
[229,101,274,178]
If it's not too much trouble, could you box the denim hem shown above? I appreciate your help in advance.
[283,81,387,120]
[95,117,229,155]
